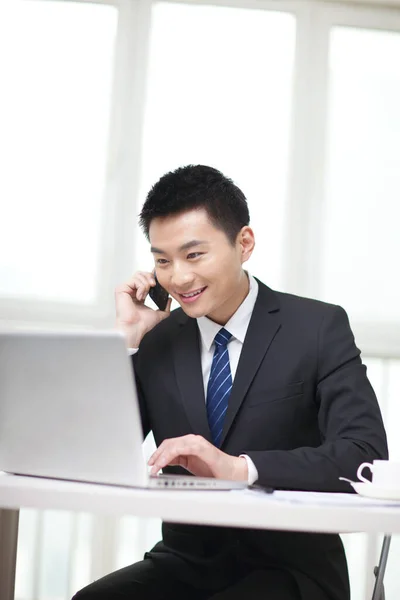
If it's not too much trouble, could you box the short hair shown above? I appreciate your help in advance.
[139,165,250,245]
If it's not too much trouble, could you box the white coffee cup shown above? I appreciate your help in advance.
[357,460,400,488]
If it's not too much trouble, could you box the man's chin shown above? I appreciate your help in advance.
[178,301,209,318]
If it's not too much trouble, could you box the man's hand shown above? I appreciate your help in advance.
[115,271,172,348]
[148,435,248,481]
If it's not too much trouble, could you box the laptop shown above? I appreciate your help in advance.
[0,330,246,490]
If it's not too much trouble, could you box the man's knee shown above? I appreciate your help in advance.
[69,559,163,600]
[71,588,90,600]
[71,573,132,600]
[71,584,103,600]
[71,583,131,600]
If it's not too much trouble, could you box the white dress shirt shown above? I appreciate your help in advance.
[129,273,259,484]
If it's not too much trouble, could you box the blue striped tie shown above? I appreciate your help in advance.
[206,328,233,447]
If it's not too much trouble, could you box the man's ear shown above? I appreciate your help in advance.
[238,226,255,264]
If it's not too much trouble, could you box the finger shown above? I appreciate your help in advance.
[115,279,144,306]
[150,447,191,474]
[137,271,156,285]
[148,437,177,465]
[162,297,173,314]
[148,448,162,466]
[119,272,155,294]
[133,274,152,302]
[150,457,191,475]
[149,436,184,463]
[117,275,142,293]
[150,437,206,473]
[148,435,203,466]
[127,272,156,303]
[115,286,140,319]
[150,450,184,474]
[149,444,170,473]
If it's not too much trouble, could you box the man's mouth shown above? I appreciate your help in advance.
[178,287,207,304]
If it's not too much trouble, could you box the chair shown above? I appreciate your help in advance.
[0,508,19,600]
[371,535,392,600]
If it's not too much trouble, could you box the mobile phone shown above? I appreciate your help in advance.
[148,274,169,311]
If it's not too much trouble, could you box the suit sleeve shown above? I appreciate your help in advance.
[245,306,389,492]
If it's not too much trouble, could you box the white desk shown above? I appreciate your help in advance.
[1,473,400,599]
[2,473,400,534]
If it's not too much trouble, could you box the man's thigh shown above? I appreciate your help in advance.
[71,558,207,600]
[208,569,301,600]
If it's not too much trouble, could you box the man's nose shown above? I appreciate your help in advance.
[170,266,194,289]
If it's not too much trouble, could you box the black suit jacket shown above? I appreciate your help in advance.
[132,279,388,599]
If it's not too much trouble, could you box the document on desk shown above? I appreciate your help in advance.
[233,489,400,507]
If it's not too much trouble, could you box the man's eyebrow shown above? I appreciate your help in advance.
[179,239,208,252]
[150,240,208,254]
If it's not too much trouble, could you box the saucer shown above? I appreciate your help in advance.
[340,478,400,501]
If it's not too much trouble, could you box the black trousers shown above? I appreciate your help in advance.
[72,558,301,600]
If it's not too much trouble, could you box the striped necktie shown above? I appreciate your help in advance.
[206,328,233,447]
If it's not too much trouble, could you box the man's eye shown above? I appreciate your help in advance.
[187,252,203,259]
[156,258,169,265]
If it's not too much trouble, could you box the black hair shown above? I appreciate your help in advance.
[139,165,250,245]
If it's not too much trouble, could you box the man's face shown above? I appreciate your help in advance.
[149,208,254,324]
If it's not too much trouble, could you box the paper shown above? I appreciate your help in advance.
[233,488,400,507]
[274,490,400,507]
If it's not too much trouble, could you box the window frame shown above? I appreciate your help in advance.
[1,0,400,358]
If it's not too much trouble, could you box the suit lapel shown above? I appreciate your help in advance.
[172,315,212,442]
[171,281,281,447]
[220,281,281,447]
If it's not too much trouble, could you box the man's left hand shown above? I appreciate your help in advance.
[148,434,248,481]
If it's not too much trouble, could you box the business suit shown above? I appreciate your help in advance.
[73,278,388,600]
[132,278,388,600]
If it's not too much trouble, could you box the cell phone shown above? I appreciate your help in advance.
[148,273,169,311]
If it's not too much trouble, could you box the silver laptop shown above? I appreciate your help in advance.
[0,330,246,490]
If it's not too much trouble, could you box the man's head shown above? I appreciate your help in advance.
[139,165,255,324]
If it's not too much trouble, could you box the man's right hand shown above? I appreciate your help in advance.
[115,272,172,348]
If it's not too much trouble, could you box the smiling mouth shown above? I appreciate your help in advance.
[178,287,207,303]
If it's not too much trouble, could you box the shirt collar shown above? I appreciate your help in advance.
[197,274,259,351]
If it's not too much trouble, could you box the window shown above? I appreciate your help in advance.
[135,2,296,291]
[320,26,400,323]
[0,0,118,305]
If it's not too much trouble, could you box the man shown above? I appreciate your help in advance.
[73,165,388,600]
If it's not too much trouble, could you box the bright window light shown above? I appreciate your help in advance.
[0,0,118,304]
[321,27,400,323]
[136,2,296,291]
